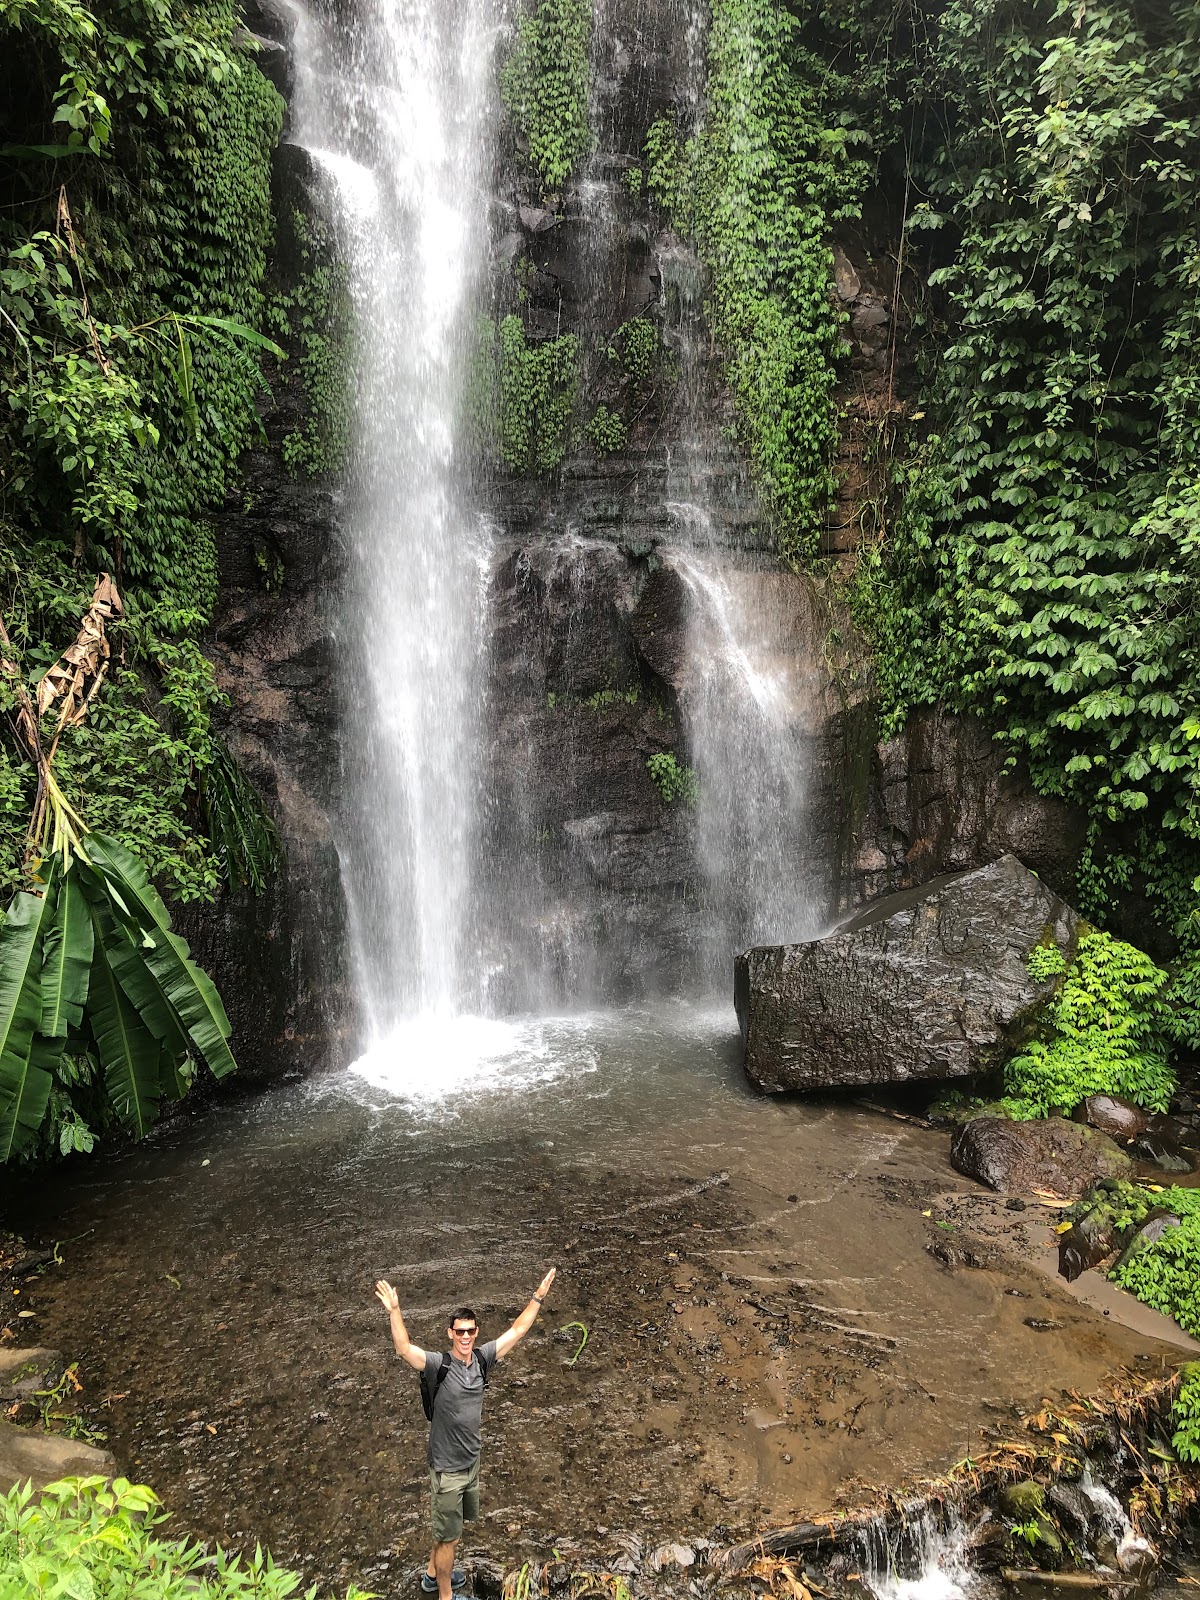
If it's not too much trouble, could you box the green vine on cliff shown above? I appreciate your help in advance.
[846,0,1200,957]
[268,211,353,479]
[500,0,592,195]
[0,0,284,907]
[645,0,869,563]
[469,315,578,474]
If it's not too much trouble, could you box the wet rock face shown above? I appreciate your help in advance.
[836,709,1085,915]
[478,541,843,1005]
[186,153,354,1084]
[735,855,1077,1092]
[950,1116,1131,1198]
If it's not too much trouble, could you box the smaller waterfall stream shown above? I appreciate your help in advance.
[857,1507,980,1600]
[671,529,826,959]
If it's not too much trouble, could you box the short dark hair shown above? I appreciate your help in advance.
[448,1307,478,1330]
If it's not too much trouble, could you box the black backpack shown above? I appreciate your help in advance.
[419,1348,492,1422]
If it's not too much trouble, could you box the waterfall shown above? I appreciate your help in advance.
[286,0,496,1041]
[279,0,832,1069]
[668,518,828,961]
[855,1506,980,1600]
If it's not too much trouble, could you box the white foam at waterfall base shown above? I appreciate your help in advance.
[342,1002,742,1113]
[860,1511,979,1600]
[347,1013,600,1106]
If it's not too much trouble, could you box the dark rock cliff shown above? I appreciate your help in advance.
[195,0,1086,1078]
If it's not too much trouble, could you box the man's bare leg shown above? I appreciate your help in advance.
[434,1538,460,1600]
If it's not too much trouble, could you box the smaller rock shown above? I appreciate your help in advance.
[850,300,889,335]
[1058,1216,1116,1282]
[518,205,557,235]
[1129,1130,1195,1173]
[650,1545,696,1571]
[1115,1211,1181,1274]
[950,1115,1130,1197]
[1023,1317,1063,1332]
[545,1562,571,1592]
[1072,1095,1149,1141]
[0,1419,114,1491]
[1005,1197,1027,1211]
[1046,1481,1094,1538]
[999,1481,1045,1519]
[0,1348,63,1402]
[832,247,861,302]
[1116,1535,1157,1579]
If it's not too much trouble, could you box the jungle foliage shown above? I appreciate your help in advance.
[0,0,285,905]
[646,0,869,564]
[499,0,592,194]
[469,315,579,474]
[0,1475,371,1599]
[1002,931,1176,1118]
[645,0,1200,981]
[831,0,1200,967]
[0,0,286,1158]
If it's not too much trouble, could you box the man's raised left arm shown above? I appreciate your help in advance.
[494,1267,556,1360]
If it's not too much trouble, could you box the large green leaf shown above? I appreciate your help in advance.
[82,835,237,1081]
[86,912,161,1139]
[0,1036,57,1162]
[79,874,191,1063]
[40,860,94,1038]
[0,865,59,1159]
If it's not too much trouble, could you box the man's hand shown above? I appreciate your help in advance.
[375,1279,426,1369]
[495,1266,558,1360]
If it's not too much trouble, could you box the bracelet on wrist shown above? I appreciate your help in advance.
[533,1293,544,1303]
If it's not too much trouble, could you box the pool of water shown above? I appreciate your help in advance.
[14,1004,1178,1593]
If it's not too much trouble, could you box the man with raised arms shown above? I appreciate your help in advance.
[374,1268,557,1600]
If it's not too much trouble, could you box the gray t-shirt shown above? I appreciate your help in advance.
[424,1341,498,1471]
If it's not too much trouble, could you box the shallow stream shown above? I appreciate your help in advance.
[16,1006,1181,1593]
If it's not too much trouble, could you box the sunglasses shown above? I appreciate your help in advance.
[452,1327,478,1338]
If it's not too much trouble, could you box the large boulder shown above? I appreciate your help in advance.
[951,1115,1131,1197]
[735,855,1077,1091]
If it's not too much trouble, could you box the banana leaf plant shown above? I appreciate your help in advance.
[0,577,236,1159]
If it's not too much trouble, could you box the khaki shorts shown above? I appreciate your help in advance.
[429,1456,480,1543]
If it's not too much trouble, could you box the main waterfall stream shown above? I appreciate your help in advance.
[289,0,496,1047]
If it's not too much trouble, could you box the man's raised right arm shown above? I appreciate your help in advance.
[374,1279,427,1370]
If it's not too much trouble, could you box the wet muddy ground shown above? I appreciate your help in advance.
[6,1007,1189,1596]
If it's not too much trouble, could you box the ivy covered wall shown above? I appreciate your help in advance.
[0,0,284,899]
[0,0,285,1153]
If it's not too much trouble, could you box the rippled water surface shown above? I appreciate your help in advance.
[19,1006,1174,1593]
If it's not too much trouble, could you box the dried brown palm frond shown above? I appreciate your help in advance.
[37,572,123,746]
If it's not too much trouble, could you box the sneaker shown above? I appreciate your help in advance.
[421,1571,466,1593]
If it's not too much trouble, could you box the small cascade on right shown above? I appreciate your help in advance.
[856,1504,981,1600]
[669,509,831,970]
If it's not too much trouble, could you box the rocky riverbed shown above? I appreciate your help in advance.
[5,1007,1191,1596]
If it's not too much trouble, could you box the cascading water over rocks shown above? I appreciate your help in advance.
[283,0,836,1071]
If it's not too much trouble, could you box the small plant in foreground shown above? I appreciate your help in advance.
[1172,1363,1200,1462]
[0,1474,373,1597]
